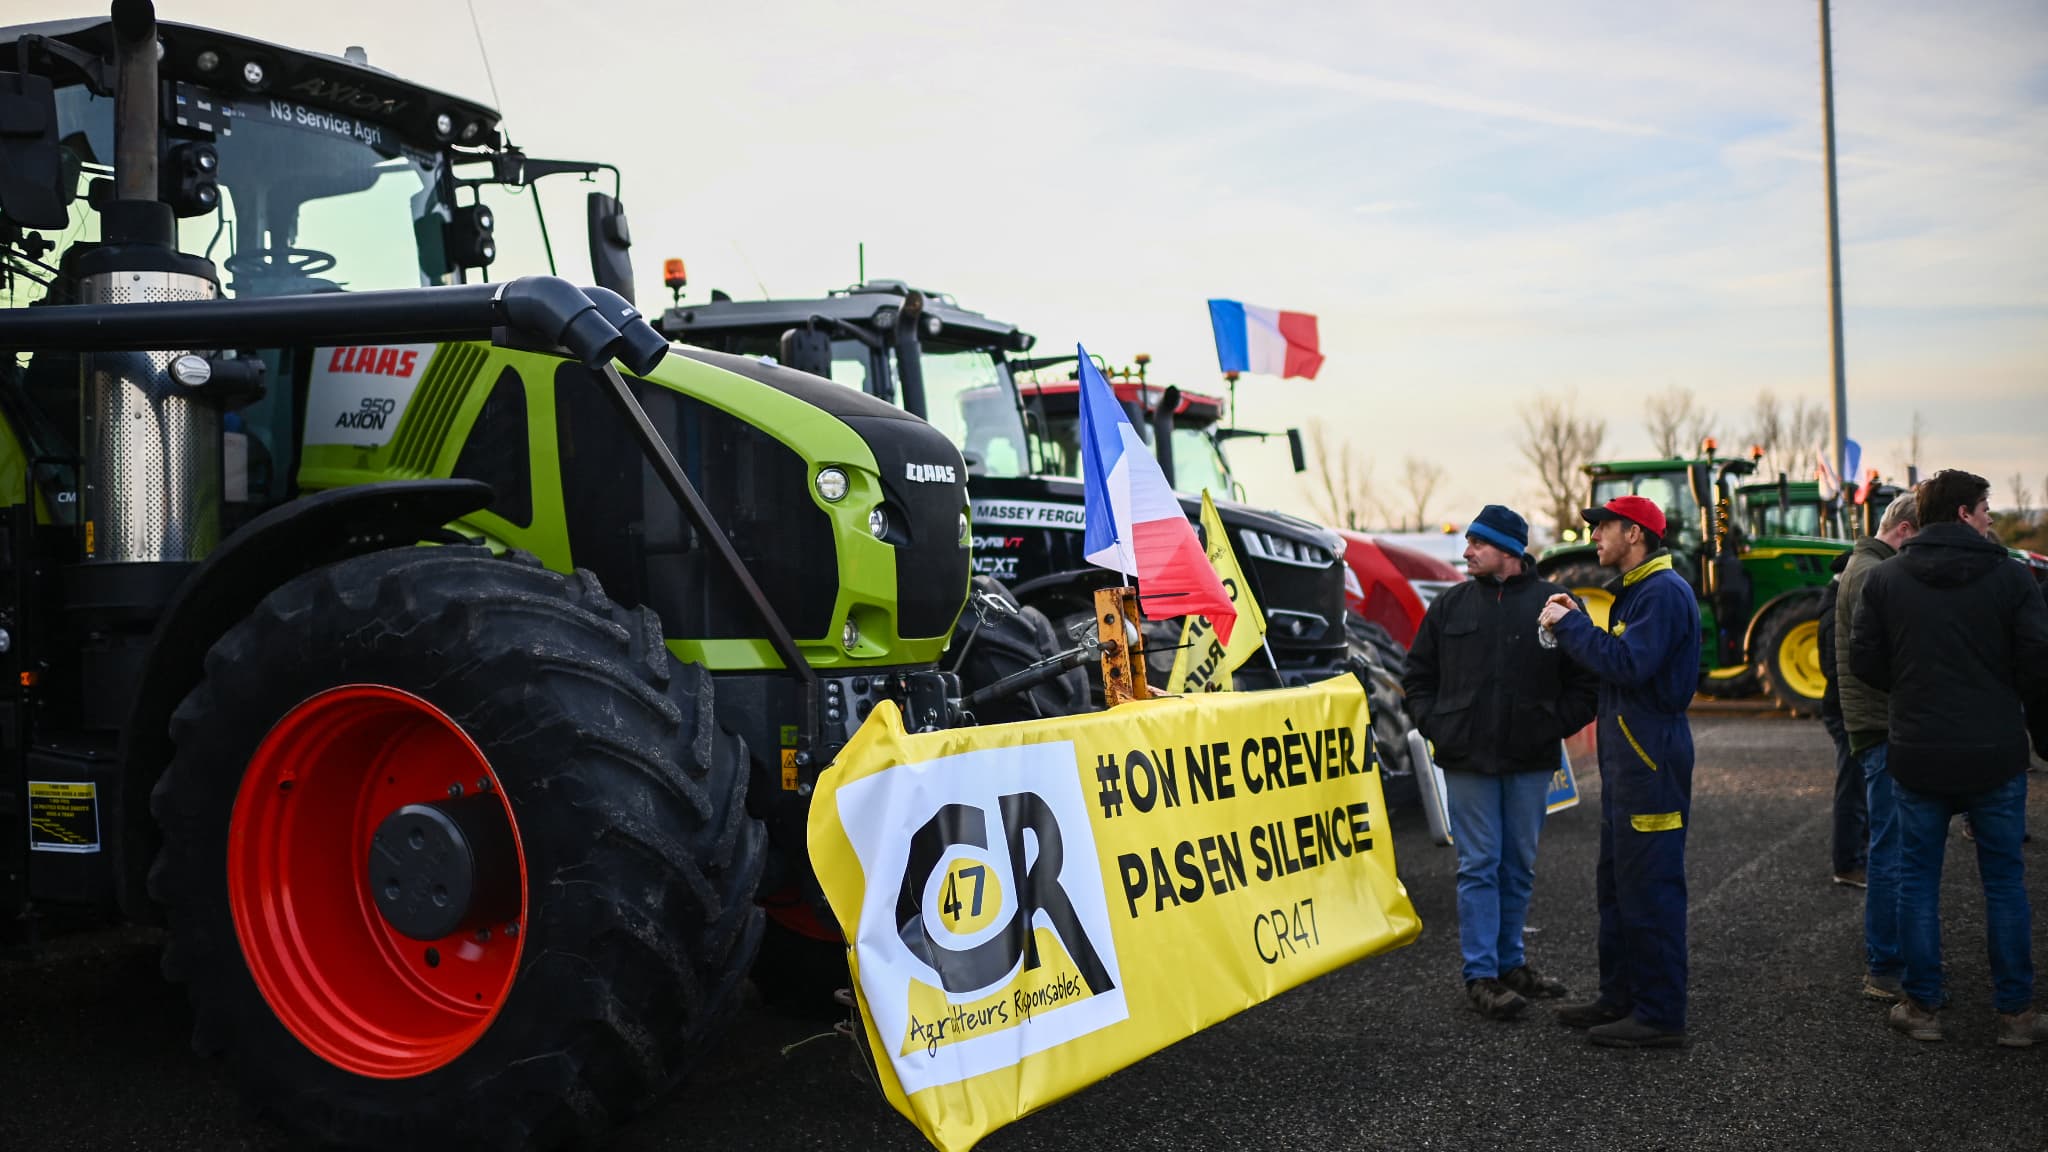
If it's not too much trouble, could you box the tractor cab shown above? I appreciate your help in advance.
[1736,475,1901,541]
[2,17,635,518]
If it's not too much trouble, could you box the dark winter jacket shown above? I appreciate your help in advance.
[1817,551,1851,723]
[1849,522,2048,795]
[1835,536,1897,749]
[1403,564,1600,775]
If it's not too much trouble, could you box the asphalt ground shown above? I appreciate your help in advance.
[5,710,2046,1151]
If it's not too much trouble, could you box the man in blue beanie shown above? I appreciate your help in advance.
[1404,505,1599,1019]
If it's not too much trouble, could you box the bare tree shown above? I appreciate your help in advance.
[1519,392,1606,536]
[2009,473,2034,524]
[1747,390,1827,482]
[1908,411,1924,481]
[1400,455,1448,532]
[1644,387,1714,459]
[1301,421,1379,531]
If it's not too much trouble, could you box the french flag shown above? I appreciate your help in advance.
[1207,299,1324,379]
[1077,345,1238,643]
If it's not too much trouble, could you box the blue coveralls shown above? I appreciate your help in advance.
[1552,553,1701,1031]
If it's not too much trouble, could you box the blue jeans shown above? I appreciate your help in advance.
[1825,717,1867,874]
[1894,772,2033,1013]
[1860,744,1900,977]
[1445,770,1552,983]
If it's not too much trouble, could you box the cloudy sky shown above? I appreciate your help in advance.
[174,0,2047,526]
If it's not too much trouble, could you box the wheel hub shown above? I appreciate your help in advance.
[370,794,520,941]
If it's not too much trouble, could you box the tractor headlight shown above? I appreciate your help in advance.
[958,511,970,546]
[815,467,849,503]
[868,507,889,540]
[841,619,860,651]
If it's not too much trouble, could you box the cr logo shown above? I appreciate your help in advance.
[894,792,1115,997]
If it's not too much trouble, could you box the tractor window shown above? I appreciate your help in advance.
[1172,427,1233,497]
[912,343,1029,479]
[1744,499,1821,539]
[1590,471,1699,556]
[13,85,456,514]
[29,86,452,303]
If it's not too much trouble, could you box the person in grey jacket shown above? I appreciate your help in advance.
[1833,493,1917,1003]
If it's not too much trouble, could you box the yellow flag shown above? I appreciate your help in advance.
[1167,489,1267,692]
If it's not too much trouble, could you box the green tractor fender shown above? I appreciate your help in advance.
[113,479,495,920]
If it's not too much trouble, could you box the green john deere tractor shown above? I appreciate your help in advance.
[1,6,1022,1147]
[1536,447,1852,716]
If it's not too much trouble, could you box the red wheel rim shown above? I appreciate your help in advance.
[229,685,527,1079]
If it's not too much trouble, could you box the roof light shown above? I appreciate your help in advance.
[241,60,266,89]
[1701,437,1718,455]
[663,258,688,289]
[435,112,455,139]
[195,50,219,72]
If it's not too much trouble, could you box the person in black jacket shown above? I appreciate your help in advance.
[1404,504,1600,1020]
[1849,469,2048,1047]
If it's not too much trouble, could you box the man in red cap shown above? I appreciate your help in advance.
[1537,494,1701,1048]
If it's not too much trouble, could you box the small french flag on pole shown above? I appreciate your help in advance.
[1207,299,1324,379]
[1077,345,1238,641]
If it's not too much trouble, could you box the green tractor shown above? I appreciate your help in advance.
[1,6,1034,1147]
[1535,446,1851,715]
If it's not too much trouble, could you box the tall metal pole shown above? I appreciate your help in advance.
[1819,0,1850,489]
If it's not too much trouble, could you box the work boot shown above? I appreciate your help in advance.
[1887,999,1943,1042]
[1500,964,1568,1000]
[1555,1000,1630,1029]
[1995,1007,2048,1049]
[1465,978,1528,1021]
[1831,868,1867,889]
[1861,972,1902,1002]
[1587,1016,1685,1049]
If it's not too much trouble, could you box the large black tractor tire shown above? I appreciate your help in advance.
[949,576,1090,724]
[1350,643,1415,793]
[149,547,765,1151]
[1345,614,1409,681]
[1755,596,1828,718]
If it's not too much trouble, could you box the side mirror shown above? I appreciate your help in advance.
[0,71,70,230]
[587,192,634,306]
[777,326,834,380]
[1287,427,1307,473]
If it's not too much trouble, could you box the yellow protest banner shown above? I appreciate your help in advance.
[1166,489,1268,693]
[807,676,1420,1152]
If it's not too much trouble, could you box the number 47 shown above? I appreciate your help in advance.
[943,864,987,921]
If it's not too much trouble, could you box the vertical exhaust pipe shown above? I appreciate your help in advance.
[77,0,224,564]
[111,0,159,203]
